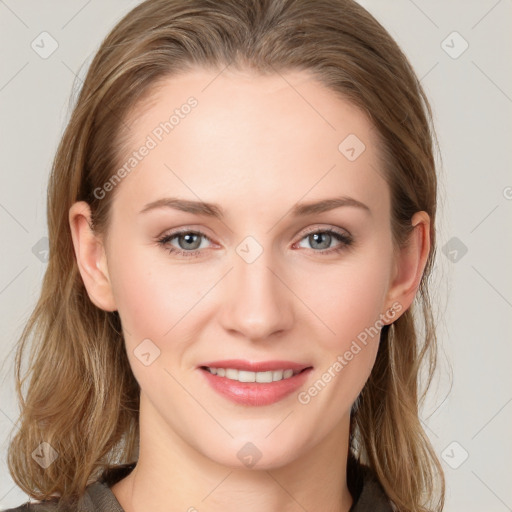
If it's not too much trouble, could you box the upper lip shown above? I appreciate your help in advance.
[199,359,312,372]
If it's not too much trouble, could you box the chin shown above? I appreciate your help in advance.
[201,437,304,471]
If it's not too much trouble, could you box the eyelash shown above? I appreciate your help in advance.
[156,227,353,259]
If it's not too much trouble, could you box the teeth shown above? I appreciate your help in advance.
[206,367,299,382]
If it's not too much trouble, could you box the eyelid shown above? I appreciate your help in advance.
[156,228,217,249]
[156,224,351,245]
[156,224,214,239]
[298,224,351,238]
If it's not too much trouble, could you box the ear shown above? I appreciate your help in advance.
[382,211,431,322]
[68,201,117,312]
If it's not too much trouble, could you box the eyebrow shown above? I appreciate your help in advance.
[139,196,371,218]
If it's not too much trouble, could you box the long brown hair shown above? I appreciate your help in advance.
[5,1,445,510]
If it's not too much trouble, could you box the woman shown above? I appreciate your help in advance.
[4,0,445,511]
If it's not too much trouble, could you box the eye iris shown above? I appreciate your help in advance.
[178,233,201,250]
[310,232,331,250]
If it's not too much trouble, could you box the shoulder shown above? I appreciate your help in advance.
[347,454,395,512]
[2,483,115,512]
[2,462,135,512]
[2,501,66,511]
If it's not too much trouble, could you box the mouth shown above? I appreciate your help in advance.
[197,359,313,406]
[199,365,310,383]
[198,359,312,381]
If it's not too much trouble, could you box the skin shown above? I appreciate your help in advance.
[69,68,430,512]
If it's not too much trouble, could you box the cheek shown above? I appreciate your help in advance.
[292,248,392,410]
[107,242,206,346]
[295,248,392,352]
[294,260,391,414]
[107,237,227,384]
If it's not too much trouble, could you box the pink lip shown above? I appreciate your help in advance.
[198,359,313,406]
[199,359,311,372]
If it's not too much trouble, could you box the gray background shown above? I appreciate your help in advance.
[1,1,511,510]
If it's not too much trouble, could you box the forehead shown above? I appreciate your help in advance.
[113,68,390,221]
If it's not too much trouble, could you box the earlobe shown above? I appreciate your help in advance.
[68,201,117,312]
[382,211,431,322]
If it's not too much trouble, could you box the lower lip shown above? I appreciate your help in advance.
[199,367,313,406]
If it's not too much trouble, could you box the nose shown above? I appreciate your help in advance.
[218,244,294,342]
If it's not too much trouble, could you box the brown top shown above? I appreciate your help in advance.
[2,456,393,511]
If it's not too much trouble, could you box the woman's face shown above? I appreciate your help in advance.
[74,68,423,469]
